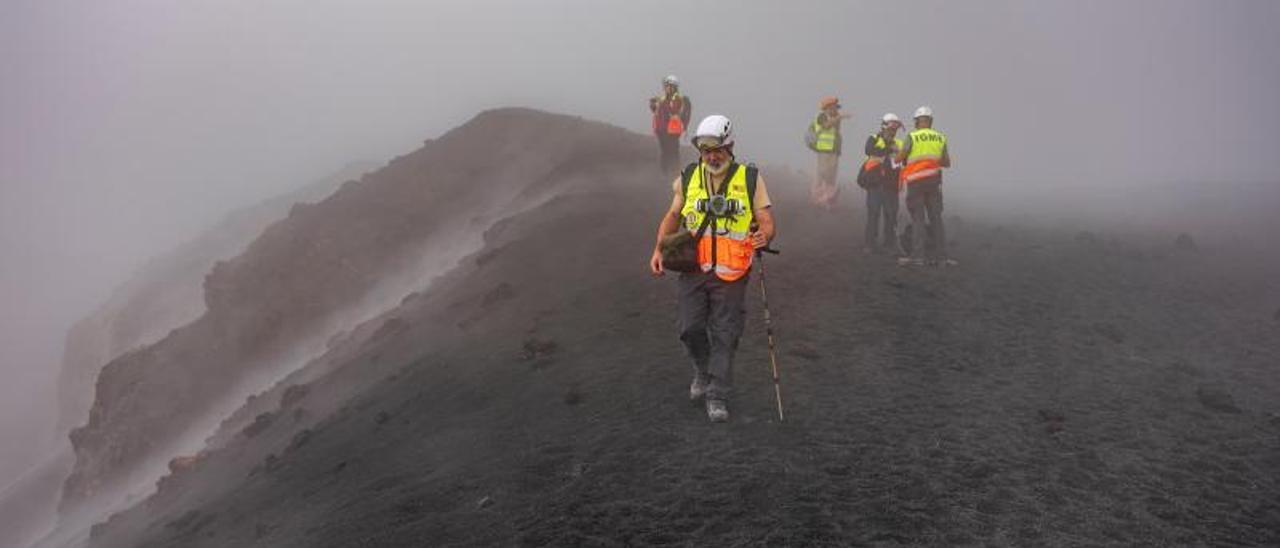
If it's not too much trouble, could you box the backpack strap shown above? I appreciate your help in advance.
[679,162,699,197]
[745,162,759,212]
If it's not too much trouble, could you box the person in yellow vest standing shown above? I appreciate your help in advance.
[649,75,693,179]
[806,96,852,210]
[896,106,955,266]
[856,113,905,254]
[649,115,776,423]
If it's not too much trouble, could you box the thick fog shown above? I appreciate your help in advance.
[2,0,1278,487]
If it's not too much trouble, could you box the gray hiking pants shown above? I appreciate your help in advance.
[676,270,749,401]
[865,185,899,251]
[657,133,681,179]
[906,180,947,260]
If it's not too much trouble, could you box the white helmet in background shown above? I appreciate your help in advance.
[663,74,679,86]
[882,112,901,125]
[691,114,733,149]
[913,106,934,119]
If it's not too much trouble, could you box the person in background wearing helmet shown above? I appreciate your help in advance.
[806,96,852,210]
[856,113,904,255]
[649,114,776,423]
[896,106,955,266]
[649,75,693,178]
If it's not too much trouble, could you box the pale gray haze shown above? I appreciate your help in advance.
[2,0,1278,486]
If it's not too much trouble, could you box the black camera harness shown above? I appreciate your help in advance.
[680,161,758,272]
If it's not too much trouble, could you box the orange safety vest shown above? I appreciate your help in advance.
[900,128,947,187]
[680,162,757,281]
[653,93,686,136]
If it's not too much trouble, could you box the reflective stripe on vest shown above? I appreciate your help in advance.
[812,116,838,153]
[863,135,904,171]
[901,128,947,185]
[680,163,755,281]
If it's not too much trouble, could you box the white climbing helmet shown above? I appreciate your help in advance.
[691,114,733,150]
[882,112,901,125]
[913,105,934,119]
[663,74,679,86]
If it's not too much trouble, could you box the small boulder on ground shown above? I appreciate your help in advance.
[1196,385,1241,414]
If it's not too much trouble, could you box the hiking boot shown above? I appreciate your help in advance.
[706,399,729,423]
[689,376,708,402]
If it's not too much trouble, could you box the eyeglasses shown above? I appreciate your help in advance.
[693,137,727,152]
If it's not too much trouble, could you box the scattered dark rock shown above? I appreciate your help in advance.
[482,282,516,308]
[1174,233,1198,251]
[1038,409,1067,434]
[474,245,506,267]
[1196,386,1241,414]
[331,460,348,474]
[280,383,311,408]
[477,496,494,509]
[1037,409,1065,422]
[264,453,281,472]
[400,291,419,306]
[520,338,558,360]
[371,317,406,341]
[167,454,202,474]
[89,522,109,540]
[563,388,583,406]
[375,411,391,425]
[289,428,314,451]
[242,412,275,439]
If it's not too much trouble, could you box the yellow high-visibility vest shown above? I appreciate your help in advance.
[680,162,756,281]
[902,128,947,185]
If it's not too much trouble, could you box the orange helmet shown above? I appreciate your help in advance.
[818,96,840,110]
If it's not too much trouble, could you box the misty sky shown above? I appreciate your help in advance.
[2,0,1278,483]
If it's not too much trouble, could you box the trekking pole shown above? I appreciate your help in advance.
[754,243,785,422]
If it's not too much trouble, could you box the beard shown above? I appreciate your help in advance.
[704,157,731,175]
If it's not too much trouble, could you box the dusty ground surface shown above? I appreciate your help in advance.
[83,115,1280,547]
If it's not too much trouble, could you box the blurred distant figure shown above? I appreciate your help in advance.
[897,106,955,267]
[805,96,852,210]
[856,113,904,255]
[649,75,692,178]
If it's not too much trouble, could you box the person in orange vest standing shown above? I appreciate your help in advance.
[856,113,904,255]
[896,106,956,266]
[805,96,852,210]
[649,115,776,423]
[649,75,693,178]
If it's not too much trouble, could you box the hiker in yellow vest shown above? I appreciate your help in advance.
[649,115,775,423]
[856,113,904,254]
[649,75,693,178]
[806,96,852,210]
[896,106,955,266]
